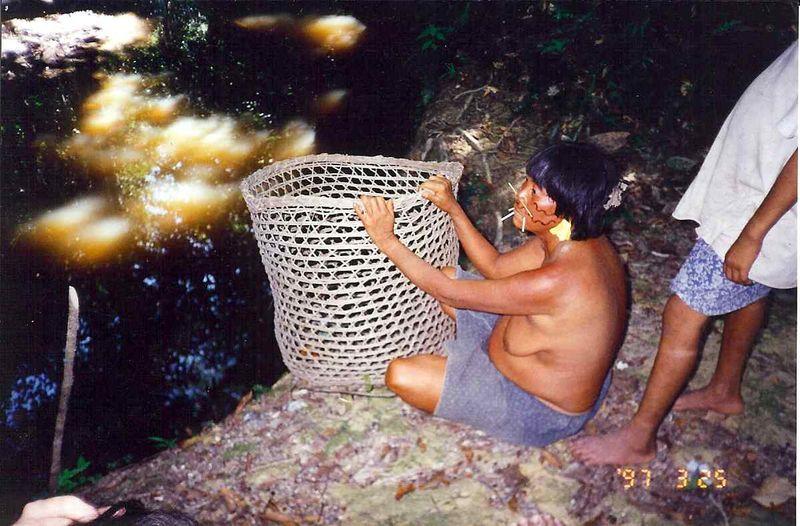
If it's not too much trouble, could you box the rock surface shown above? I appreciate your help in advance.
[1,10,151,79]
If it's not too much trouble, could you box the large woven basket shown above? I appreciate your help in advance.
[241,154,463,390]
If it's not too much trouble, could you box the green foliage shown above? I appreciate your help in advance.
[105,453,134,471]
[251,383,271,399]
[538,38,569,55]
[148,435,178,449]
[362,373,374,393]
[417,24,453,51]
[58,456,98,493]
[713,19,742,34]
[223,441,257,460]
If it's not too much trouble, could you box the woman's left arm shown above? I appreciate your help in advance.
[355,196,556,315]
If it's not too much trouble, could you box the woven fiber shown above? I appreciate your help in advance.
[241,154,463,390]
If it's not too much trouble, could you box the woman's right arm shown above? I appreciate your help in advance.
[420,176,545,278]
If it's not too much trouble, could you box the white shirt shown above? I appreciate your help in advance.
[673,41,798,289]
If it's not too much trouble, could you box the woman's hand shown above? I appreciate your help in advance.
[13,496,100,526]
[355,195,397,247]
[419,175,458,214]
[723,233,761,285]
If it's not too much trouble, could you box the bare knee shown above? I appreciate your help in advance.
[385,358,413,394]
[659,295,709,357]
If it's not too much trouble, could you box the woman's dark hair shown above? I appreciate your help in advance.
[525,142,621,241]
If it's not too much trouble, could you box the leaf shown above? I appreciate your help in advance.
[539,449,564,470]
[362,373,374,393]
[395,482,416,500]
[587,131,630,154]
[233,390,253,416]
[252,383,271,399]
[752,475,794,508]
[539,38,569,55]
[148,436,177,449]
[219,487,239,512]
[666,156,698,172]
[713,19,742,35]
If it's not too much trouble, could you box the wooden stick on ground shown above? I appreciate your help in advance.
[49,286,80,494]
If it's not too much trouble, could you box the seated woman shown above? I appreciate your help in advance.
[355,142,628,446]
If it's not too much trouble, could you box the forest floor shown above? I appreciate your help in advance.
[81,58,796,526]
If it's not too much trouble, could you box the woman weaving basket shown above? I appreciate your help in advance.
[355,142,628,446]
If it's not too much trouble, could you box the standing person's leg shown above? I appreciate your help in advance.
[674,296,767,414]
[570,295,709,464]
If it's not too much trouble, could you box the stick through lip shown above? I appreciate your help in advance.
[507,182,533,217]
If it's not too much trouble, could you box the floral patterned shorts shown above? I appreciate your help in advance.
[670,238,771,316]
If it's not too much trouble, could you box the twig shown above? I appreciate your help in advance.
[457,127,483,152]
[481,153,492,185]
[454,93,475,122]
[304,386,396,398]
[709,494,729,526]
[493,116,522,149]
[453,85,490,100]
[49,286,79,494]
[420,137,434,161]
[493,211,504,247]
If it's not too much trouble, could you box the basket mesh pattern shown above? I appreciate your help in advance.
[241,154,463,389]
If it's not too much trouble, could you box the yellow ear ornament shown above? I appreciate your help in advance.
[549,219,572,241]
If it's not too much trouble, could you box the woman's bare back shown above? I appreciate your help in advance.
[488,237,627,413]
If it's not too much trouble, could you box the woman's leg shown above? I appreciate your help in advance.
[385,355,447,414]
[674,296,767,414]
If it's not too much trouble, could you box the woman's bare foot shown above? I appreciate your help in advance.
[673,386,744,415]
[570,423,657,465]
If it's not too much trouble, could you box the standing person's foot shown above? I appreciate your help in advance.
[673,386,744,414]
[570,423,656,465]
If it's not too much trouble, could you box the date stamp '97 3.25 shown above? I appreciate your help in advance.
[616,465,727,491]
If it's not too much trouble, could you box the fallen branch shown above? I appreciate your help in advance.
[49,286,80,494]
[457,127,483,152]
[454,93,475,122]
[453,85,490,100]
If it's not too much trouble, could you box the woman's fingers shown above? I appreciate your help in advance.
[361,195,379,215]
[724,263,750,286]
[356,195,393,217]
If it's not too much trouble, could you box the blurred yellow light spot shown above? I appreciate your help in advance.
[134,180,238,230]
[43,73,316,263]
[33,196,108,236]
[301,15,365,53]
[314,89,349,115]
[72,216,133,262]
[272,120,316,160]
[234,14,294,31]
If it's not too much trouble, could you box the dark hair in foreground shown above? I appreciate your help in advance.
[89,501,198,526]
[525,142,621,241]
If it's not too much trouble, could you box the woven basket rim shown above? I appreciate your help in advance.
[240,153,463,212]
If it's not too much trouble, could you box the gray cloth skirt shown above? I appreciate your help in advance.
[433,267,611,447]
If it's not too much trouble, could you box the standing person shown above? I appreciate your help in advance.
[355,143,628,447]
[571,41,797,465]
